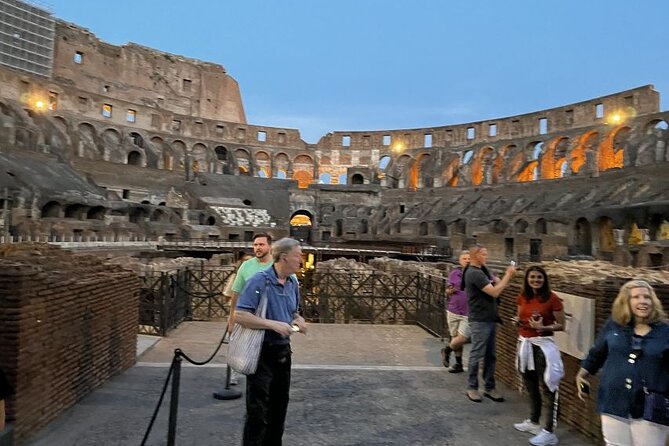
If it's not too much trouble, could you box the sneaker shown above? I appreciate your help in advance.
[466,389,482,402]
[514,419,541,435]
[440,346,452,367]
[529,429,558,446]
[448,363,464,373]
[483,389,505,402]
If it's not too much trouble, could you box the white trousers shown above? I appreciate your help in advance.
[601,414,669,446]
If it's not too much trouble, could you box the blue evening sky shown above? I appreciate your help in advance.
[46,1,669,143]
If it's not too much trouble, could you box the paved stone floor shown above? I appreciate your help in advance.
[28,322,597,446]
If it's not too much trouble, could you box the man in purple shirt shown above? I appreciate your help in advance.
[442,250,471,373]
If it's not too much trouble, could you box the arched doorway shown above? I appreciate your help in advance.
[290,210,313,243]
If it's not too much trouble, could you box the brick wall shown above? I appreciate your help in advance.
[495,275,669,443]
[0,244,141,443]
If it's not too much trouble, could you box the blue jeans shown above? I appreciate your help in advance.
[467,321,497,391]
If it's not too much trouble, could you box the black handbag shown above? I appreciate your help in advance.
[643,389,669,426]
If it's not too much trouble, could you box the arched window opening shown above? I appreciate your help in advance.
[87,206,105,220]
[319,172,331,184]
[436,220,447,236]
[215,146,228,160]
[462,150,474,164]
[338,173,347,185]
[535,218,547,234]
[379,155,391,170]
[290,210,313,243]
[419,221,428,236]
[41,201,61,218]
[514,219,528,233]
[127,150,142,166]
[351,173,364,184]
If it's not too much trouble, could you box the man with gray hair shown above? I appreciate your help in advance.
[235,237,307,446]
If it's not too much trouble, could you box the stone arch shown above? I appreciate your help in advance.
[293,154,314,187]
[150,208,170,223]
[235,148,252,175]
[290,210,313,242]
[471,146,495,186]
[87,206,106,220]
[52,115,69,135]
[64,204,85,219]
[387,154,412,188]
[644,119,668,134]
[151,136,170,170]
[41,201,62,218]
[541,136,570,179]
[274,152,290,178]
[435,220,447,236]
[129,132,144,148]
[77,122,101,159]
[452,219,467,235]
[319,172,331,184]
[170,140,187,171]
[351,173,364,184]
[441,156,460,187]
[514,218,528,234]
[570,131,599,174]
[214,145,232,174]
[127,150,142,166]
[574,217,592,256]
[255,151,272,178]
[419,221,428,236]
[191,143,208,173]
[101,128,122,161]
[598,126,629,171]
[535,218,547,234]
[514,141,542,182]
[492,144,515,184]
[596,216,615,253]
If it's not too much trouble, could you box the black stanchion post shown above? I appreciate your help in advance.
[167,350,183,446]
[212,364,242,400]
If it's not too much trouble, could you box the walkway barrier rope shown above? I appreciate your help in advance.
[140,326,234,446]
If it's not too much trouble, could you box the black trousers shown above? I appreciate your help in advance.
[243,343,292,446]
[521,344,556,432]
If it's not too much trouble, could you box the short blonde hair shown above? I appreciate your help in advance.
[611,279,666,325]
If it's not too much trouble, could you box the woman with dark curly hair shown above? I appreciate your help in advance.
[513,266,565,446]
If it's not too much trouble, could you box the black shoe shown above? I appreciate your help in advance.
[448,363,464,373]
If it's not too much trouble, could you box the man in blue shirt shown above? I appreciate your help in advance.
[235,237,307,446]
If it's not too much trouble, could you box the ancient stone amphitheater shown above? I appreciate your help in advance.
[1,0,668,266]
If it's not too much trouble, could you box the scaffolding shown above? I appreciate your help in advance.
[0,0,54,77]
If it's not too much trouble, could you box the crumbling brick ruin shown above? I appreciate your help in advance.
[0,243,140,443]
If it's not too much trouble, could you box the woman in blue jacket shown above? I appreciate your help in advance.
[576,279,668,446]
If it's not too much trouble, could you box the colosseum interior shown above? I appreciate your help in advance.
[1,1,669,444]
[1,3,667,267]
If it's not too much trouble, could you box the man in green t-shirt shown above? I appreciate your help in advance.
[228,233,273,332]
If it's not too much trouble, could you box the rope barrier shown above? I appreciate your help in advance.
[140,326,233,445]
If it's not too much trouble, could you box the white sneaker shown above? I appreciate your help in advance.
[514,419,541,435]
[529,429,558,446]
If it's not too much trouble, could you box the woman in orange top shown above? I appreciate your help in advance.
[513,266,565,446]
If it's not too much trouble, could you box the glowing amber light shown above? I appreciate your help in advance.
[607,111,625,125]
[392,141,406,153]
[34,100,45,110]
